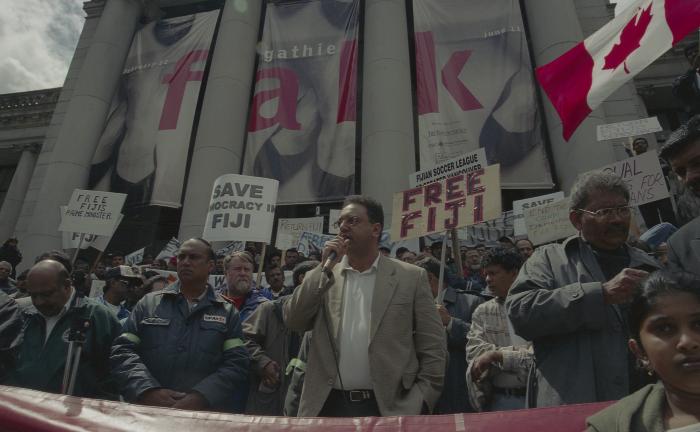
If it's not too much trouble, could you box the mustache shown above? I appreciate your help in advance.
[605,224,628,234]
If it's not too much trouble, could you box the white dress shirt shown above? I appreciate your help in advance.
[335,254,379,390]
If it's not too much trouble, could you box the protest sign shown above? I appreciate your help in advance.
[60,207,122,251]
[456,210,515,244]
[523,199,577,246]
[596,117,662,141]
[155,238,180,261]
[297,231,336,258]
[276,217,324,250]
[328,209,342,234]
[409,148,487,188]
[391,165,502,241]
[597,152,669,206]
[58,190,127,236]
[512,192,565,236]
[125,248,145,266]
[216,241,245,257]
[203,174,279,243]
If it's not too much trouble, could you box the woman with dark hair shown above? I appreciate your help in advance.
[586,271,700,431]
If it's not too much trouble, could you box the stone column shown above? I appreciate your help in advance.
[0,144,39,241]
[361,0,416,223]
[178,0,263,240]
[524,0,617,192]
[22,0,143,261]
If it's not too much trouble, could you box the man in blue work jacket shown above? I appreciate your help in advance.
[110,238,250,412]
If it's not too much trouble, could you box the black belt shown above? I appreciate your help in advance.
[331,389,375,403]
[493,387,527,397]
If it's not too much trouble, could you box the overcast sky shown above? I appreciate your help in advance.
[0,0,84,94]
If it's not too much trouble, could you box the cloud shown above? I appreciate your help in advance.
[0,0,84,93]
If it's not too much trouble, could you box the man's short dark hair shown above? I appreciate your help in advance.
[414,256,442,279]
[265,264,281,276]
[569,171,630,210]
[189,237,216,261]
[395,247,409,258]
[285,248,298,255]
[659,115,700,161]
[481,247,523,272]
[36,250,73,275]
[343,195,384,230]
[293,260,319,286]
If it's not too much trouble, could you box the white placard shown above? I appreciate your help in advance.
[328,209,342,234]
[523,199,577,246]
[276,217,324,250]
[58,189,127,236]
[512,192,565,236]
[296,231,336,257]
[60,206,123,251]
[409,148,488,188]
[203,174,279,243]
[596,117,662,141]
[125,247,145,266]
[597,152,670,206]
[156,237,181,261]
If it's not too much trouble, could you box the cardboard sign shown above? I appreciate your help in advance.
[276,217,324,250]
[296,231,336,258]
[203,174,279,243]
[391,165,502,241]
[328,209,342,234]
[512,192,565,236]
[409,148,488,188]
[155,237,180,261]
[125,248,145,266]
[58,190,127,236]
[60,206,122,251]
[597,152,670,206]
[456,210,514,245]
[523,199,577,246]
[596,116,662,141]
[216,241,245,257]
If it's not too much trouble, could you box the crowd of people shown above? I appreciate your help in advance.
[0,116,699,430]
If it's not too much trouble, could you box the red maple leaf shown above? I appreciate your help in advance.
[603,4,653,74]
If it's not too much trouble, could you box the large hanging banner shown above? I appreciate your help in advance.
[243,0,359,204]
[413,0,552,188]
[88,11,218,208]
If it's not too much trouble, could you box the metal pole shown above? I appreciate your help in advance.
[256,243,267,289]
[61,341,76,393]
[436,231,448,303]
[66,345,83,396]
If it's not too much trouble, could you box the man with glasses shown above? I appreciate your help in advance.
[506,172,660,407]
[284,195,447,417]
[100,265,141,321]
[111,238,250,412]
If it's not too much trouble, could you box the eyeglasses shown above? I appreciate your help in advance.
[332,215,362,229]
[575,205,632,219]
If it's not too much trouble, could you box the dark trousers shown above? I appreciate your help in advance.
[318,389,381,417]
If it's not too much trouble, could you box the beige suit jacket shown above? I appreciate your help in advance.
[283,255,447,417]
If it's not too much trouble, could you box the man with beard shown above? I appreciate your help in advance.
[660,115,700,276]
[111,238,249,412]
[462,248,486,292]
[506,172,661,407]
[219,251,267,322]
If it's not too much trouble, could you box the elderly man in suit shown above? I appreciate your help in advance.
[660,115,700,276]
[284,195,447,417]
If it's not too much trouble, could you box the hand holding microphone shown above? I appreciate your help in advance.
[322,236,348,274]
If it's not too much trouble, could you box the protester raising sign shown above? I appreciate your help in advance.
[391,165,502,240]
[203,174,279,243]
[596,152,669,207]
[58,189,127,237]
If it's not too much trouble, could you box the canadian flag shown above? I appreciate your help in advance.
[536,0,700,141]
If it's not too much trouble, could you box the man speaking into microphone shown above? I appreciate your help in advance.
[284,195,446,417]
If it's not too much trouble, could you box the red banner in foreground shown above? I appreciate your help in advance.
[0,385,612,432]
